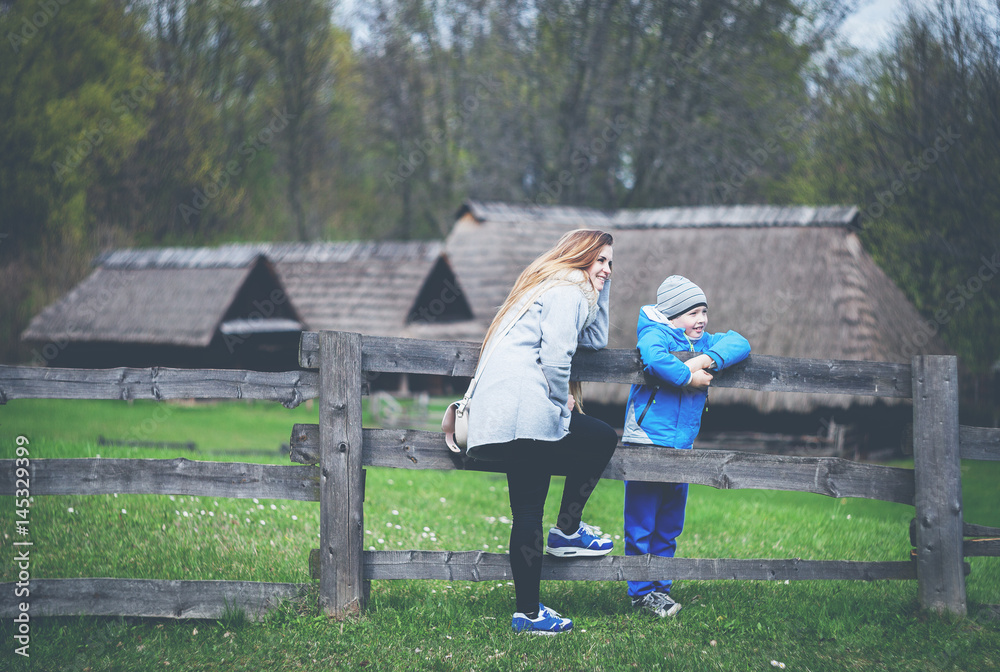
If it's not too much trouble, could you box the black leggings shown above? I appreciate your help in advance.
[474,413,619,614]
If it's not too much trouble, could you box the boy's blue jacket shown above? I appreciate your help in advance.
[622,306,750,450]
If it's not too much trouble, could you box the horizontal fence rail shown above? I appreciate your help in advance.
[0,458,319,501]
[359,551,918,582]
[289,425,917,505]
[0,579,306,620]
[958,425,1000,461]
[298,333,914,399]
[0,365,318,407]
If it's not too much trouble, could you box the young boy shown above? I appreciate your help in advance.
[622,275,750,617]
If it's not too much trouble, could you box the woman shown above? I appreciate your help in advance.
[466,229,619,635]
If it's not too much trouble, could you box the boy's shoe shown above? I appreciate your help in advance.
[545,522,614,557]
[511,603,573,635]
[631,591,682,617]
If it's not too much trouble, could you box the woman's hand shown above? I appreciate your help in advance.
[567,395,575,412]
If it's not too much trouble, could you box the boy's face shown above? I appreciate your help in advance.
[671,306,708,340]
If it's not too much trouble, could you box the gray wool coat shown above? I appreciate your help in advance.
[465,276,611,455]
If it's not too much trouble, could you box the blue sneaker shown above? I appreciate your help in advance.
[511,603,573,635]
[545,522,613,557]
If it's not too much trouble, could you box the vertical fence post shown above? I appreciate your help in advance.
[912,355,966,616]
[319,331,366,617]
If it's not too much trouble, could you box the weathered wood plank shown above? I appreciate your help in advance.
[959,425,1000,461]
[0,579,305,620]
[964,538,1000,557]
[298,332,912,398]
[289,425,914,505]
[964,523,1000,537]
[318,331,367,618]
[912,356,966,616]
[360,551,916,582]
[910,519,1000,546]
[0,458,320,500]
[0,365,317,407]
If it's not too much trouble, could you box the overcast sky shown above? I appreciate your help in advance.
[839,0,930,50]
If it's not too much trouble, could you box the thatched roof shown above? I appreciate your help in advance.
[219,241,476,339]
[447,200,950,412]
[22,253,296,348]
[22,240,479,349]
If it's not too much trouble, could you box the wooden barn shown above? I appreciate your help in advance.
[22,241,476,378]
[445,200,951,456]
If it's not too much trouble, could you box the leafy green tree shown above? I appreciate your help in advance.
[787,1,1000,377]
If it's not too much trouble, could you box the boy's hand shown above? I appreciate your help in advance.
[688,369,713,390]
[685,354,715,373]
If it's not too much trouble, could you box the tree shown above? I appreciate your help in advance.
[788,0,1000,376]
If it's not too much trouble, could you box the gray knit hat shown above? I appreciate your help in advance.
[656,275,707,319]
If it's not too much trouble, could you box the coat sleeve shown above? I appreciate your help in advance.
[538,285,590,408]
[637,329,693,388]
[578,278,611,350]
[703,330,751,370]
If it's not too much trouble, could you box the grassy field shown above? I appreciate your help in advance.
[1,398,998,671]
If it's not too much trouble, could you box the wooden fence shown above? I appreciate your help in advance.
[2,330,999,621]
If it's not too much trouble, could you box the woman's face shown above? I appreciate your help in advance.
[586,245,613,291]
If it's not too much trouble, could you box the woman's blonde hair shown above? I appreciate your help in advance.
[480,228,614,412]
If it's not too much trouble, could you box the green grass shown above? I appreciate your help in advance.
[1,399,998,671]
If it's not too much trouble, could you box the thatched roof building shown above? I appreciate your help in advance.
[447,200,949,413]
[22,241,477,369]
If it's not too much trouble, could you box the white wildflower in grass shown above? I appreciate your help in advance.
[169,496,176,501]
[121,509,127,514]
[253,498,259,504]
[423,526,430,532]
[369,546,376,551]
[259,520,265,526]
[847,514,851,520]
[246,518,251,523]
[200,510,205,515]
[257,504,264,510]
[439,497,446,503]
[270,504,277,510]
[292,515,298,521]
[392,510,399,516]
[378,538,385,544]
[386,522,392,528]
[183,511,190,518]
[387,479,394,485]
[68,507,74,513]
[113,493,118,498]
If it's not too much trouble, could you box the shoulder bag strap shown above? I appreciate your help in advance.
[457,282,554,412]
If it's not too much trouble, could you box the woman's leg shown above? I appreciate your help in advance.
[551,413,619,534]
[504,441,552,615]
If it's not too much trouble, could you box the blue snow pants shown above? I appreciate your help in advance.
[624,480,689,597]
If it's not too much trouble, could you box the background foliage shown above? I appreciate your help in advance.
[1,0,998,390]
